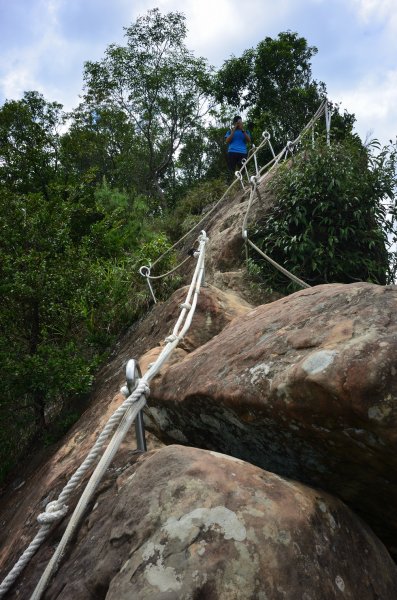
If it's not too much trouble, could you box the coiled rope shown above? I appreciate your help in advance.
[0,232,208,600]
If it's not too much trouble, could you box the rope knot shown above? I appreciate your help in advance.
[135,379,150,399]
[37,500,68,525]
[179,302,191,310]
[164,334,178,344]
[120,385,129,398]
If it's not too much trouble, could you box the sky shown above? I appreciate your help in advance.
[0,0,396,147]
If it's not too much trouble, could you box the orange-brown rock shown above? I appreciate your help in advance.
[0,282,251,591]
[146,282,397,558]
[16,445,397,599]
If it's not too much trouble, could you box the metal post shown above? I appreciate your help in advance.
[325,102,331,147]
[126,359,147,452]
[252,145,259,176]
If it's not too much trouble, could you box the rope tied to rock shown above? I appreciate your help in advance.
[164,333,178,344]
[120,378,150,400]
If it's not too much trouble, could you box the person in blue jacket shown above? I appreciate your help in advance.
[225,115,252,175]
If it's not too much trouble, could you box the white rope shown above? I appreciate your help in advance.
[240,100,330,289]
[246,236,311,289]
[29,230,208,600]
[30,395,147,600]
[143,100,326,292]
[325,101,331,146]
[139,266,157,303]
[146,128,274,274]
[0,232,209,600]
[141,255,191,281]
[242,174,310,289]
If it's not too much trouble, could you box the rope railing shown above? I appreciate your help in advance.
[240,100,328,288]
[141,98,329,296]
[0,231,209,600]
[144,114,279,275]
[1,99,331,597]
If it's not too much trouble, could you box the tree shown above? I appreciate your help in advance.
[0,91,64,197]
[82,8,214,200]
[61,105,144,192]
[215,32,328,146]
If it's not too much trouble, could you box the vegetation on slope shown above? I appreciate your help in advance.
[0,8,396,482]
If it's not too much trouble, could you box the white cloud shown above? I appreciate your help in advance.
[151,0,294,66]
[331,68,397,145]
[351,0,397,30]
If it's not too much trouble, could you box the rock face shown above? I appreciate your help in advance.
[94,283,253,399]
[0,283,252,593]
[146,282,397,558]
[28,446,397,599]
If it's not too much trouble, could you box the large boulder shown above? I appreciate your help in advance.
[145,282,397,558]
[0,283,251,592]
[25,446,397,599]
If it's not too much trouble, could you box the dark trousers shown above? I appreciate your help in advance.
[227,152,247,174]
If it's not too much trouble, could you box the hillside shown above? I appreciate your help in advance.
[1,151,397,599]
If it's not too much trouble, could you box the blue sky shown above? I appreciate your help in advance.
[0,0,396,146]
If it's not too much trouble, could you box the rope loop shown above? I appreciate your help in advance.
[198,230,208,244]
[286,140,295,153]
[139,265,151,278]
[135,379,150,399]
[250,175,258,188]
[262,130,270,141]
[120,385,129,398]
[37,501,68,525]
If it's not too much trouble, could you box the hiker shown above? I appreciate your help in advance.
[225,116,252,175]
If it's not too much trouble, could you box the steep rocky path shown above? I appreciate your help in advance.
[1,176,397,599]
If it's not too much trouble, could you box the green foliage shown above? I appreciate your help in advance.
[1,9,396,486]
[251,136,396,292]
[0,177,166,482]
[215,32,327,145]
[83,8,214,199]
[161,178,229,241]
[0,91,64,195]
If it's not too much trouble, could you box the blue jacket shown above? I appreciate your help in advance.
[225,128,251,153]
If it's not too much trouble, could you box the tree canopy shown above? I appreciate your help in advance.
[82,8,214,200]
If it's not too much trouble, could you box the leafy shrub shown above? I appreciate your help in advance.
[250,136,396,292]
[162,178,230,241]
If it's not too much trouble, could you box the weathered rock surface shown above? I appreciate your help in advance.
[25,446,397,599]
[146,282,397,558]
[95,282,253,398]
[0,283,252,589]
[176,175,277,304]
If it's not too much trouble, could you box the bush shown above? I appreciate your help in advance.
[161,178,230,241]
[250,136,396,292]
